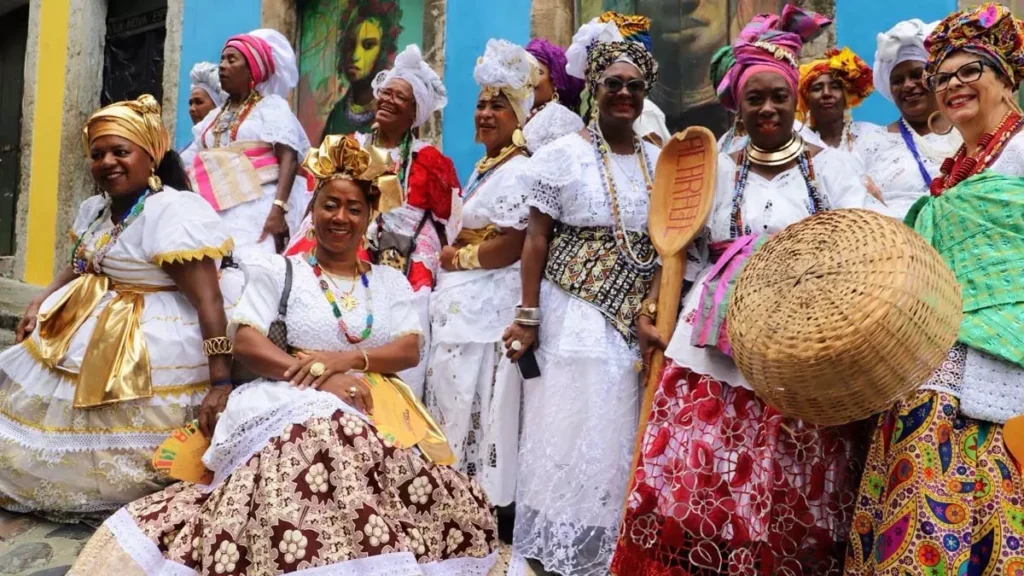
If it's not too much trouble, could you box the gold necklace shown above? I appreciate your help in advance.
[323,269,361,311]
[475,143,522,174]
[746,133,805,166]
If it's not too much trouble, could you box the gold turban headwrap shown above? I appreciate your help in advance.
[83,94,170,165]
[302,135,403,214]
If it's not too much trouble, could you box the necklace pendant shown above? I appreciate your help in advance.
[339,293,358,311]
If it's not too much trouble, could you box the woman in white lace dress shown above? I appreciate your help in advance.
[847,6,1024,573]
[186,29,311,257]
[0,96,241,521]
[425,40,534,510]
[70,135,498,575]
[796,47,882,183]
[523,38,585,154]
[614,8,888,575]
[855,19,962,218]
[501,13,664,576]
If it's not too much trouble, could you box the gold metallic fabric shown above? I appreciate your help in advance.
[35,274,176,408]
[83,94,169,164]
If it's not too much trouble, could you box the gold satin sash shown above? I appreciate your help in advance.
[364,372,455,466]
[35,274,176,408]
[455,225,499,247]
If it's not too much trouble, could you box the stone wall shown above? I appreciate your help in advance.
[161,0,183,139]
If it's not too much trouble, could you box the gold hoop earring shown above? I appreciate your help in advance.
[552,91,560,103]
[734,117,746,137]
[304,227,315,242]
[927,111,953,136]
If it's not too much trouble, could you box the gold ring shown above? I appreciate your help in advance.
[309,362,326,377]
[348,386,358,398]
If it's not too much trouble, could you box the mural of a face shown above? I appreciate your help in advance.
[345,18,384,82]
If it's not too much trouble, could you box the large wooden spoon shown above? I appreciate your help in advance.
[624,126,717,505]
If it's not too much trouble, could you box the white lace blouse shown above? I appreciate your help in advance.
[228,254,423,352]
[856,125,962,219]
[523,102,585,154]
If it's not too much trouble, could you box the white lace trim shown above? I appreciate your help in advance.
[201,381,367,492]
[107,508,200,576]
[0,412,172,455]
[524,102,584,154]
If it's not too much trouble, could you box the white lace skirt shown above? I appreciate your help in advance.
[513,281,640,576]
[424,341,520,507]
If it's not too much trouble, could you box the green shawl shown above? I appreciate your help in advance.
[905,172,1024,368]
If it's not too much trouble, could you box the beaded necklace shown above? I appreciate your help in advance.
[71,189,152,275]
[307,252,374,344]
[588,123,657,272]
[930,111,1024,196]
[202,91,262,149]
[730,151,824,238]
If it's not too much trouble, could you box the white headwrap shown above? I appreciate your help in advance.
[189,62,226,107]
[634,98,670,146]
[565,19,625,80]
[473,39,539,126]
[873,19,939,102]
[372,45,448,128]
[245,28,299,99]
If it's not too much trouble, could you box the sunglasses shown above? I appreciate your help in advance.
[925,60,993,93]
[597,77,647,95]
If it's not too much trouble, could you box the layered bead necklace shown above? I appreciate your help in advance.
[203,91,262,148]
[71,189,152,275]
[930,110,1024,196]
[307,252,374,344]
[589,123,657,273]
[730,135,825,238]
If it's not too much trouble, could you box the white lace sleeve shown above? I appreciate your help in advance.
[72,195,107,238]
[228,253,287,339]
[141,189,234,266]
[250,95,312,155]
[523,102,585,154]
[373,265,423,344]
[990,133,1024,177]
[521,135,584,219]
[487,157,531,230]
[815,148,892,215]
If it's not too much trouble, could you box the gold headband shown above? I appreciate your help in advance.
[83,94,169,165]
[302,135,403,214]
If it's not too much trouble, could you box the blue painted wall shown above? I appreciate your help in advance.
[836,0,958,125]
[442,0,533,183]
[175,0,263,150]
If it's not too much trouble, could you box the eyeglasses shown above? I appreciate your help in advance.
[378,87,410,104]
[597,77,647,95]
[925,60,992,92]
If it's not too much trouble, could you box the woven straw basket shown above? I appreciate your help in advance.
[727,209,963,426]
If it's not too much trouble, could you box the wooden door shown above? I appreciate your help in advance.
[0,5,29,256]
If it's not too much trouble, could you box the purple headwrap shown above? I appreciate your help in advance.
[717,5,831,112]
[526,38,585,110]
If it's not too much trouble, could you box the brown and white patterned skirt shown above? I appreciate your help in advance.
[69,409,498,575]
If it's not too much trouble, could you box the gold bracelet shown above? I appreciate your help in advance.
[203,336,233,357]
[360,349,370,372]
[458,244,481,270]
[451,249,462,270]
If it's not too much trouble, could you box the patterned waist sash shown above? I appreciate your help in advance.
[190,140,279,212]
[690,234,768,357]
[34,275,177,408]
[543,224,655,347]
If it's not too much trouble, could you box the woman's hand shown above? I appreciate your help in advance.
[259,205,289,252]
[285,350,360,389]
[198,384,233,437]
[636,315,667,369]
[439,245,459,272]
[502,323,538,361]
[320,373,374,415]
[15,298,43,344]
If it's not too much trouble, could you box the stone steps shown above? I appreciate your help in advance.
[0,277,38,351]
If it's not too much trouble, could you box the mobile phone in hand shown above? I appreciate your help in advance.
[516,348,541,380]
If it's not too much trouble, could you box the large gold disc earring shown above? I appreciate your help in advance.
[512,128,526,148]
[148,169,163,192]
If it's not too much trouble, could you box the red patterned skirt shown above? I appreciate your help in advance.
[70,410,498,575]
[611,362,867,575]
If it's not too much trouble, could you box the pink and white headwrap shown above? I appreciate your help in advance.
[222,29,299,98]
[718,5,831,112]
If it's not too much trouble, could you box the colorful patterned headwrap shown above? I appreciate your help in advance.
[83,94,169,165]
[566,12,659,96]
[797,47,874,119]
[526,38,585,110]
[224,34,276,85]
[710,45,737,93]
[925,2,1024,89]
[302,135,398,208]
[718,5,831,112]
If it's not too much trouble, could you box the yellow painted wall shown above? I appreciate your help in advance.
[23,0,71,285]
